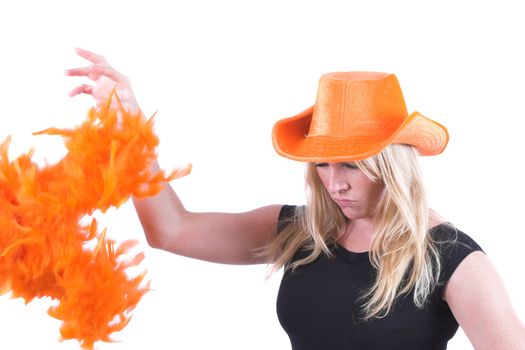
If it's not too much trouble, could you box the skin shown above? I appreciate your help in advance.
[314,162,384,252]
[66,48,525,349]
[314,162,452,252]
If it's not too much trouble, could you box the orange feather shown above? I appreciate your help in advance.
[0,94,190,349]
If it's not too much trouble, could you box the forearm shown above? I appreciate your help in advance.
[132,159,187,249]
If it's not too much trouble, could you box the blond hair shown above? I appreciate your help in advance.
[260,144,441,320]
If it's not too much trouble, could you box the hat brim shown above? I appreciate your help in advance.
[272,106,449,162]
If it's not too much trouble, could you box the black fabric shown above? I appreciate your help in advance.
[276,205,483,350]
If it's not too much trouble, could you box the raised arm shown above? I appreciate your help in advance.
[131,164,282,264]
[67,48,283,265]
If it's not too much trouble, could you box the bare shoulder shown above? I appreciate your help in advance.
[428,209,448,229]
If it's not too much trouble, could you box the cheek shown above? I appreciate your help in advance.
[315,169,329,189]
[357,178,383,203]
[367,183,384,205]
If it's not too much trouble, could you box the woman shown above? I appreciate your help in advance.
[66,48,525,349]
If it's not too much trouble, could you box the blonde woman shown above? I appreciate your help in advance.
[66,48,525,349]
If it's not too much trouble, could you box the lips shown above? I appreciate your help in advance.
[334,199,356,207]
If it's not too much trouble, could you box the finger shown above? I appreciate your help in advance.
[89,65,127,83]
[75,47,109,65]
[65,66,101,82]
[68,84,93,97]
[65,66,124,81]
[65,65,125,83]
[65,67,92,77]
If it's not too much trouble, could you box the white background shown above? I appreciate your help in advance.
[1,1,524,349]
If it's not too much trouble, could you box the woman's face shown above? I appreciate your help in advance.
[315,162,384,220]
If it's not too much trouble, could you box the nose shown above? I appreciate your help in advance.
[326,166,350,194]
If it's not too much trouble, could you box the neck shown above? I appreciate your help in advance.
[338,217,376,252]
[346,217,375,235]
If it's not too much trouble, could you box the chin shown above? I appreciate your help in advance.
[340,208,371,221]
[340,208,360,219]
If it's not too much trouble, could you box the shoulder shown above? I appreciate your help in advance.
[429,223,484,297]
[430,223,483,258]
[277,204,303,233]
[278,204,297,222]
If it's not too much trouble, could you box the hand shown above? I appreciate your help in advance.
[65,48,141,114]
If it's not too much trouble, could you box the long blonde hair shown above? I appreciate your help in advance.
[261,144,441,320]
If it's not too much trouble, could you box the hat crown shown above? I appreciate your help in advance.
[308,72,408,140]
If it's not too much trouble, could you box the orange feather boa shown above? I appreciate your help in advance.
[0,96,190,349]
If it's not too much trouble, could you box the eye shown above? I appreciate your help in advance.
[343,162,358,170]
[315,162,329,168]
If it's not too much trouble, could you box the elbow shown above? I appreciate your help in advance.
[145,234,163,250]
[143,228,171,251]
[143,226,186,254]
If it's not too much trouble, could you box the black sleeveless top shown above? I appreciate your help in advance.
[276,205,483,350]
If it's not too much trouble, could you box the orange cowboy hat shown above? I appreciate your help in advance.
[272,72,449,162]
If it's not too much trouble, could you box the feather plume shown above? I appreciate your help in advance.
[0,94,190,349]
